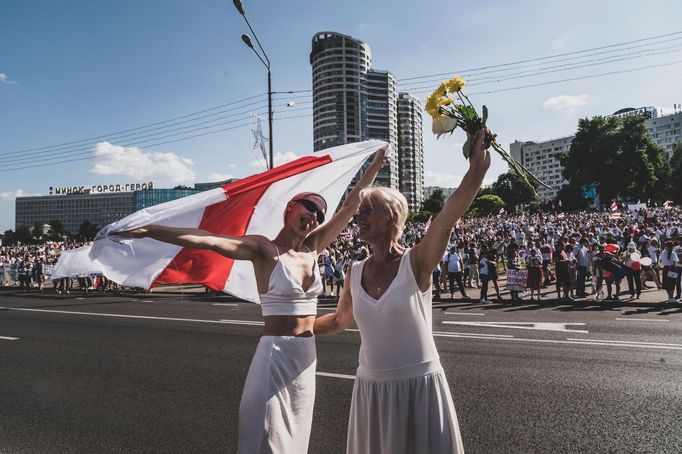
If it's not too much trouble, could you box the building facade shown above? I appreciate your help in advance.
[16,192,136,234]
[310,31,403,191]
[15,184,226,234]
[509,136,573,201]
[397,92,424,211]
[423,186,457,201]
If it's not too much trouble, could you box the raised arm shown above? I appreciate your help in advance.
[313,270,354,335]
[411,130,491,290]
[114,225,266,261]
[310,146,388,251]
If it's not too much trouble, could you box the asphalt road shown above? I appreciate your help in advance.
[1,289,681,453]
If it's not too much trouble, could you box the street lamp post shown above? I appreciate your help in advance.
[233,0,273,170]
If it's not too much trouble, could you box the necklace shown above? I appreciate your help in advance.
[366,254,401,295]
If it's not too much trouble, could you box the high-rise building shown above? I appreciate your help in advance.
[310,31,371,152]
[397,92,424,211]
[366,70,398,188]
[310,31,402,191]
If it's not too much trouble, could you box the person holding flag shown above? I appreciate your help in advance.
[114,145,387,453]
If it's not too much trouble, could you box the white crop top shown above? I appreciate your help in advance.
[259,245,322,316]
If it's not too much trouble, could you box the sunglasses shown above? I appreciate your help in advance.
[294,199,325,224]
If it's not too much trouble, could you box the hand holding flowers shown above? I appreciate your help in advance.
[425,76,551,194]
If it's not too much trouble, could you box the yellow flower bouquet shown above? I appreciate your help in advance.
[426,76,550,194]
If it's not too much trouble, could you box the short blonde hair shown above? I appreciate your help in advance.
[360,186,408,241]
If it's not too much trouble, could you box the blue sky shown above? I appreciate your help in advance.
[2,0,682,231]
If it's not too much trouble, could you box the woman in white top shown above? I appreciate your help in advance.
[117,147,387,453]
[315,130,490,453]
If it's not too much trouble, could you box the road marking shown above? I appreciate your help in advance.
[449,335,682,350]
[567,338,682,347]
[2,307,251,325]
[1,336,19,341]
[316,371,355,380]
[140,300,155,303]
[318,307,337,311]
[346,328,514,339]
[219,319,264,326]
[442,321,588,333]
[615,318,669,322]
[212,303,239,307]
[443,312,486,316]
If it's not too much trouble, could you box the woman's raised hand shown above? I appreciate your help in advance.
[112,227,150,239]
[468,129,491,175]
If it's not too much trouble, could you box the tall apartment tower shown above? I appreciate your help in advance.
[310,31,398,189]
[397,92,424,211]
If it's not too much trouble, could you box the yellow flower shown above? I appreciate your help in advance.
[445,76,466,93]
[425,92,442,119]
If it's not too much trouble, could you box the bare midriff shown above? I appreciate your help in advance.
[262,315,316,337]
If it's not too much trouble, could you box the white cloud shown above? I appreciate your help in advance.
[0,189,40,202]
[0,73,17,85]
[228,164,236,169]
[207,172,233,182]
[542,94,590,112]
[250,151,299,169]
[356,23,369,31]
[424,170,463,188]
[90,141,195,183]
[424,170,496,189]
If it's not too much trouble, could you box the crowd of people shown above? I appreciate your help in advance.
[317,206,682,304]
[2,206,681,303]
[0,240,116,294]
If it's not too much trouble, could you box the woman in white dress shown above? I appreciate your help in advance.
[117,147,387,453]
[314,130,490,453]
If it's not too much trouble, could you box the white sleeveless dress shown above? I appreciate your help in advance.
[347,249,464,454]
[237,249,322,454]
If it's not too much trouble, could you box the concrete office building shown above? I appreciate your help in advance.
[15,181,233,234]
[397,92,424,211]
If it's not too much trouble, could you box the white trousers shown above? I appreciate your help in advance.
[238,335,316,454]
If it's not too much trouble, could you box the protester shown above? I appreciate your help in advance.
[314,129,490,454]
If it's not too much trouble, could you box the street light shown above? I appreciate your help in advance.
[233,0,273,170]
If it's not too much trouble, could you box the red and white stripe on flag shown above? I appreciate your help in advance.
[610,212,622,219]
[90,140,387,303]
[609,201,618,211]
[557,212,565,219]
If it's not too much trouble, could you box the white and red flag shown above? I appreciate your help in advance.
[424,215,433,232]
[90,140,387,303]
[557,212,565,219]
[610,212,622,220]
[609,201,618,211]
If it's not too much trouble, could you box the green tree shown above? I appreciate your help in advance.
[555,182,590,212]
[470,194,505,216]
[78,221,99,241]
[422,188,445,213]
[2,229,16,245]
[48,219,66,241]
[491,172,537,212]
[669,141,682,204]
[32,220,45,240]
[561,115,670,205]
[15,225,32,244]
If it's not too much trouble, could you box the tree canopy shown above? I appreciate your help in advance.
[560,115,669,205]
[490,171,537,211]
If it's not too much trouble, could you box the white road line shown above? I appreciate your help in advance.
[1,336,19,341]
[316,371,355,380]
[443,312,486,316]
[442,321,589,333]
[446,335,682,350]
[318,307,337,311]
[219,319,264,326]
[212,303,239,307]
[615,318,669,322]
[566,338,682,347]
[140,300,155,303]
[4,307,244,325]
[434,330,514,338]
